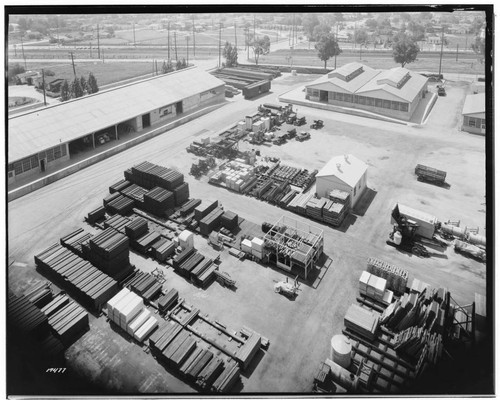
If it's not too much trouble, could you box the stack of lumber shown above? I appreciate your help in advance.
[158,289,179,313]
[190,259,214,283]
[129,162,185,191]
[197,356,225,389]
[180,347,204,376]
[132,231,161,254]
[173,247,196,269]
[149,320,183,357]
[143,187,175,216]
[173,182,190,206]
[23,282,53,308]
[179,252,205,277]
[199,207,224,236]
[329,189,350,205]
[104,214,131,233]
[287,191,314,215]
[194,200,219,222]
[359,271,388,303]
[86,206,106,225]
[192,262,218,288]
[104,194,135,215]
[306,197,327,221]
[184,349,214,380]
[34,244,118,311]
[151,238,176,262]
[128,272,162,300]
[109,179,131,194]
[212,359,241,392]
[180,199,202,217]
[124,218,149,239]
[344,304,380,341]
[61,228,93,257]
[103,192,121,206]
[323,201,348,227]
[163,330,197,368]
[221,210,238,230]
[367,257,408,295]
[42,293,88,345]
[8,294,49,338]
[279,189,298,208]
[86,228,131,279]
[235,332,262,369]
[392,326,443,364]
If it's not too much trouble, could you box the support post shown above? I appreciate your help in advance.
[115,124,118,140]
[92,133,96,148]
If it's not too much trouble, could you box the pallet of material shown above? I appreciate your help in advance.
[197,356,225,389]
[279,189,298,208]
[142,282,163,302]
[367,258,409,295]
[124,218,149,239]
[127,308,152,336]
[190,259,213,281]
[194,200,219,222]
[306,197,327,221]
[8,294,49,338]
[103,192,121,206]
[199,207,224,236]
[221,211,238,230]
[212,360,241,392]
[173,247,196,269]
[323,201,348,227]
[150,321,182,352]
[180,347,205,376]
[109,179,132,194]
[180,253,205,276]
[193,263,218,288]
[170,335,197,369]
[328,189,350,204]
[61,228,94,257]
[415,164,447,184]
[180,199,202,217]
[186,349,214,379]
[131,274,156,296]
[105,194,135,215]
[104,214,131,233]
[173,182,190,207]
[152,238,176,262]
[143,186,175,216]
[86,206,106,225]
[158,289,179,313]
[344,304,380,341]
[163,329,191,360]
[132,231,161,254]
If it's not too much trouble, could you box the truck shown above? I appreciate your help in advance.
[415,164,447,185]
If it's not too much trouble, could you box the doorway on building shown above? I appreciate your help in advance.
[320,90,328,102]
[176,101,183,114]
[40,159,46,172]
[142,113,151,128]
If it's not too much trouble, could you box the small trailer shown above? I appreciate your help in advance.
[293,116,307,126]
[415,164,447,185]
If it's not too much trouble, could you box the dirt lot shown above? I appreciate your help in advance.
[7,72,488,394]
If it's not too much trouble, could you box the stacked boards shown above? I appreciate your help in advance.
[344,304,380,341]
[367,257,408,295]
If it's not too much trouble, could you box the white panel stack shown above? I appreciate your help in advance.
[178,230,194,250]
[359,271,370,295]
[241,239,252,254]
[262,117,271,130]
[359,271,389,303]
[134,316,158,342]
[237,121,246,132]
[107,288,131,318]
[251,237,264,260]
[127,308,151,335]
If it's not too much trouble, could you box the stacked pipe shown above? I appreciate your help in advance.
[124,217,149,239]
[61,228,93,258]
[199,207,224,236]
[180,199,202,217]
[104,214,131,233]
[34,244,118,311]
[41,293,89,345]
[23,281,53,308]
[158,288,179,313]
[367,257,409,295]
[143,187,175,216]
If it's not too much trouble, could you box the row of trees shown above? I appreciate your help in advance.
[60,73,99,101]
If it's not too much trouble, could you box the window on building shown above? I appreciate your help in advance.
[353,95,358,103]
[391,101,399,110]
[30,155,39,169]
[22,158,31,172]
[400,103,409,112]
[383,100,391,109]
[358,96,366,105]
[328,92,334,100]
[344,94,352,103]
[469,118,477,127]
[8,163,14,172]
[336,92,343,101]
[366,97,374,106]
[46,148,54,162]
[375,98,383,108]
[14,162,23,175]
[311,89,319,97]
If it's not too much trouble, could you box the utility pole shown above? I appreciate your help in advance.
[456,43,459,62]
[56,17,59,42]
[133,22,136,46]
[90,42,92,58]
[218,22,222,68]
[174,31,178,61]
[335,24,339,69]
[102,49,104,63]
[438,26,444,76]
[192,15,196,58]
[186,36,190,65]
[292,13,295,46]
[246,27,250,60]
[41,68,47,106]
[20,35,26,69]
[234,22,237,48]
[97,23,100,58]
[14,44,17,57]
[68,51,76,79]
[167,21,170,60]
[253,14,256,41]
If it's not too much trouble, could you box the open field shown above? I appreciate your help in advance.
[8,72,488,394]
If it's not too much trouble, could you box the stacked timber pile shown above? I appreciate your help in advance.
[151,238,176,262]
[127,162,184,191]
[132,231,161,254]
[184,349,214,380]
[109,179,132,194]
[84,228,132,280]
[323,201,348,227]
[287,191,314,215]
[104,194,135,215]
[329,189,350,205]
[196,356,225,389]
[199,207,224,236]
[163,329,197,368]
[103,191,121,206]
[158,289,179,313]
[279,189,298,208]
[41,293,89,345]
[221,211,238,230]
[191,259,216,287]
[212,359,241,392]
[178,252,205,277]
[359,271,393,304]
[106,288,158,342]
[121,183,149,206]
[34,244,118,311]
[86,206,106,225]
[173,247,196,269]
[128,271,163,303]
[143,187,175,217]
[104,214,131,233]
[61,228,93,258]
[180,199,202,217]
[23,281,53,308]
[173,182,190,206]
[306,197,327,221]
[149,320,184,358]
[8,294,49,338]
[124,218,149,239]
[391,326,443,365]
[194,200,219,222]
[367,257,409,295]
[344,304,380,341]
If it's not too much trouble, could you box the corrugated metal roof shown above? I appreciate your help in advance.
[317,154,367,188]
[306,62,428,102]
[462,93,485,116]
[8,67,225,162]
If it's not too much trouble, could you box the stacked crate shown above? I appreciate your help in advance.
[199,207,224,236]
[143,187,175,216]
[251,237,264,260]
[221,211,238,230]
[132,231,161,254]
[173,182,190,206]
[60,228,93,258]
[323,201,348,227]
[34,244,118,311]
[367,258,409,295]
[151,238,176,262]
[109,179,132,194]
[359,271,389,303]
[42,293,89,345]
[344,304,380,341]
[158,289,179,313]
[105,194,135,216]
[180,199,202,217]
[104,214,131,233]
[124,217,149,239]
[86,206,106,225]
[306,197,327,221]
[8,294,49,339]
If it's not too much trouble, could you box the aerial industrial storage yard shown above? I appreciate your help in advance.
[7,7,492,397]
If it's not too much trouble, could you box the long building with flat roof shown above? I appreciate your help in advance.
[8,67,225,185]
[305,62,429,121]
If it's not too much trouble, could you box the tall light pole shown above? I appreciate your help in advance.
[218,22,222,68]
[192,15,196,58]
[186,36,190,65]
[438,26,445,76]
[167,21,170,60]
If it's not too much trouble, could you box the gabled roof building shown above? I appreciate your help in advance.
[305,62,429,121]
[461,93,485,135]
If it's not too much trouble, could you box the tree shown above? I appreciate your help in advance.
[302,14,320,40]
[392,34,420,67]
[71,78,84,98]
[8,63,25,82]
[105,26,115,37]
[87,73,99,94]
[80,76,87,93]
[354,29,369,44]
[60,79,70,101]
[471,36,485,63]
[312,24,331,41]
[365,18,378,30]
[315,33,342,69]
[161,59,174,74]
[181,58,187,68]
[407,21,426,41]
[223,41,238,67]
[250,35,270,65]
[176,59,183,70]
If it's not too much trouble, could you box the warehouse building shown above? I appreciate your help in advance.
[461,93,485,135]
[316,154,368,208]
[8,67,225,185]
[305,62,429,121]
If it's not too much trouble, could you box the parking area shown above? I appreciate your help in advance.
[8,72,486,393]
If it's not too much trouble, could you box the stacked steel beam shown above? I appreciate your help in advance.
[180,199,202,217]
[104,214,131,233]
[367,258,409,295]
[199,207,224,236]
[34,244,118,311]
[61,228,93,257]
[8,294,49,339]
[124,217,149,239]
[143,187,175,216]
